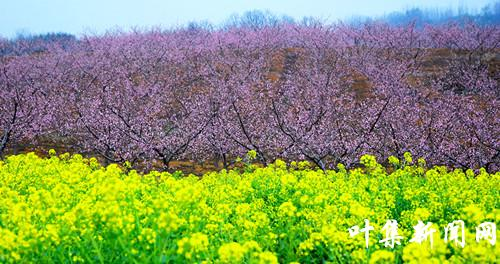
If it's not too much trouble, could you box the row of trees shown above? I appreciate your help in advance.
[360,1,500,26]
[1,22,498,171]
[0,32,77,56]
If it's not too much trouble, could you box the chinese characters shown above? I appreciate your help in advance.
[349,219,496,248]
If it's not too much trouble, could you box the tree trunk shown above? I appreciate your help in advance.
[0,127,12,159]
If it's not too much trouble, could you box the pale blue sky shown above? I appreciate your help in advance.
[0,0,494,37]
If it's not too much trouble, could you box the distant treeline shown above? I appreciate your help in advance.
[362,1,500,26]
[0,32,77,56]
[1,1,499,56]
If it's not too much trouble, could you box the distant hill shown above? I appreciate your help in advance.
[351,1,500,26]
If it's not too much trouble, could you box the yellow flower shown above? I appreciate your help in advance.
[138,228,157,245]
[218,242,247,263]
[369,250,394,264]
[177,233,209,259]
[255,251,278,264]
[404,152,413,164]
[48,149,57,156]
[278,201,297,218]
[242,240,262,252]
[274,159,287,170]
[388,156,400,167]
[10,252,21,261]
[246,150,257,161]
[413,208,431,221]
[298,161,311,170]
[157,211,182,232]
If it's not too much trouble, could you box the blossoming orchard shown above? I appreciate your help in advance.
[0,15,499,264]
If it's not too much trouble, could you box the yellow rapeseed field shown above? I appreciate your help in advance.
[0,152,498,263]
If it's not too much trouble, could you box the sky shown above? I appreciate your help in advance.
[0,0,494,38]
